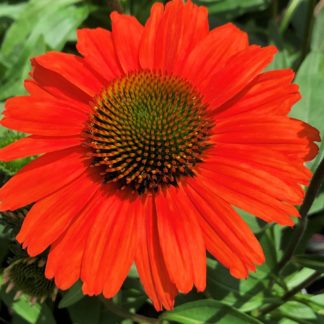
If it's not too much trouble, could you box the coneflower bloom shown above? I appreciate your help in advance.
[0,0,319,310]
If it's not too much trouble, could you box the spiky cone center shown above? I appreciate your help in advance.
[3,257,56,302]
[86,71,212,194]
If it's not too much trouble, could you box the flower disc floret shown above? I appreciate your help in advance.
[86,71,212,194]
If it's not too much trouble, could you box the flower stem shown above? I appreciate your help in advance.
[277,157,324,273]
[258,271,322,317]
[100,298,160,324]
[301,0,316,61]
[279,0,301,34]
[294,0,316,70]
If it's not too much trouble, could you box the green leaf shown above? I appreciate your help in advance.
[294,255,324,272]
[58,281,84,309]
[0,275,42,324]
[309,187,324,214]
[235,208,268,234]
[206,259,276,312]
[312,5,324,52]
[290,52,324,171]
[1,0,90,56]
[161,300,262,324]
[196,0,271,18]
[285,267,317,289]
[278,301,316,320]
[0,0,93,99]
[0,3,26,19]
[0,34,47,99]
[257,225,283,273]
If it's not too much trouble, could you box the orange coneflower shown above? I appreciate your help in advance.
[0,0,319,311]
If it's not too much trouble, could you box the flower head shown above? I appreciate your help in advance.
[0,0,319,311]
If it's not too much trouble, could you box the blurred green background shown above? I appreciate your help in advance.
[0,0,324,323]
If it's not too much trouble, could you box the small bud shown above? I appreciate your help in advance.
[2,257,57,303]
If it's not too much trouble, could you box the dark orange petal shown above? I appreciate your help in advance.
[29,66,91,105]
[135,195,177,311]
[81,191,138,298]
[0,147,88,211]
[45,188,108,290]
[16,170,101,256]
[203,45,277,109]
[1,96,88,136]
[110,12,144,73]
[213,116,320,161]
[139,2,164,70]
[183,180,264,278]
[24,80,91,114]
[101,196,139,298]
[202,155,304,205]
[0,135,82,161]
[32,52,104,97]
[76,28,123,81]
[208,144,312,185]
[194,166,297,225]
[153,0,208,74]
[155,186,206,293]
[215,69,300,118]
[179,23,248,86]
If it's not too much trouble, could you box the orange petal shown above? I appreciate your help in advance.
[0,147,88,211]
[0,135,82,161]
[153,0,208,74]
[180,23,248,86]
[32,51,104,97]
[155,186,206,293]
[45,187,109,290]
[215,69,300,118]
[135,195,177,311]
[184,180,265,276]
[77,28,123,81]
[16,169,101,256]
[203,45,277,109]
[110,12,144,73]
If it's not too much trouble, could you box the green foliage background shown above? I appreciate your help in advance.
[0,0,324,323]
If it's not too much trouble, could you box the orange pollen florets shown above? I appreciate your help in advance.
[85,71,212,194]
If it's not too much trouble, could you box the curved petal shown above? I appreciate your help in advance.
[1,96,88,136]
[81,191,138,298]
[45,187,108,290]
[76,28,123,81]
[183,179,264,278]
[155,186,206,293]
[110,12,144,73]
[29,65,92,105]
[202,45,277,110]
[213,116,320,161]
[16,169,101,256]
[179,23,248,85]
[151,0,209,74]
[135,195,177,311]
[0,147,89,211]
[139,2,164,70]
[202,154,304,205]
[24,80,92,114]
[32,52,104,98]
[207,144,312,185]
[215,69,300,118]
[193,166,297,226]
[0,135,82,161]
